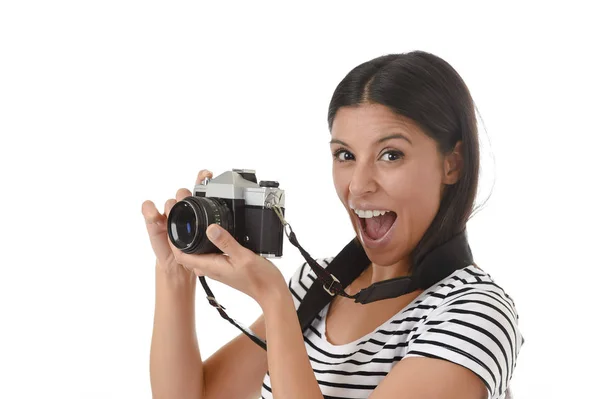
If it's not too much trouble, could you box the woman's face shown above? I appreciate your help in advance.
[330,103,461,268]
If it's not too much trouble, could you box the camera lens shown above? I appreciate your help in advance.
[168,202,197,245]
[167,196,233,254]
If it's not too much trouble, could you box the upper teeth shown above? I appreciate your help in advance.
[352,209,390,218]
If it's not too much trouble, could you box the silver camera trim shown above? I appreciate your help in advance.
[193,169,285,208]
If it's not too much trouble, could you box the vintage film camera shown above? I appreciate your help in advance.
[167,169,286,257]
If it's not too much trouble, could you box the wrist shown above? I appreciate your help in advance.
[257,278,291,312]
[155,261,197,288]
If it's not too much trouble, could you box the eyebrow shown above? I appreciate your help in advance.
[329,133,412,147]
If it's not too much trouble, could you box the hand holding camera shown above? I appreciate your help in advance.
[141,169,214,279]
[143,168,288,302]
[156,169,288,302]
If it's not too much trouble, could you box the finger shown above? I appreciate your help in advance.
[167,239,232,278]
[195,169,213,185]
[166,235,183,261]
[177,252,232,279]
[164,198,177,218]
[205,224,251,262]
[142,200,163,224]
[176,188,192,201]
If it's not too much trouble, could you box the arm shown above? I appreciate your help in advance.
[202,315,269,399]
[259,280,324,399]
[369,357,487,399]
[163,225,331,399]
[150,263,203,399]
[370,285,523,398]
[150,262,271,399]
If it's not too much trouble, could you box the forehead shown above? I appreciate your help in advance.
[331,104,423,140]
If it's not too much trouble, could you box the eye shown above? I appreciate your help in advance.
[379,150,404,162]
[332,149,354,162]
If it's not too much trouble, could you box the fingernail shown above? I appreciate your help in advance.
[207,225,220,240]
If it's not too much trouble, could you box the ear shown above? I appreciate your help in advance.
[442,141,464,185]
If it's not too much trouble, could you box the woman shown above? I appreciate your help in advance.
[143,50,523,399]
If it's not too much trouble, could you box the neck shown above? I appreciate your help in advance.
[361,258,412,287]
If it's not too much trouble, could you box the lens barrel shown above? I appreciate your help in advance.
[167,196,233,254]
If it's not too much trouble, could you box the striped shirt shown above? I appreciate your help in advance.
[260,258,524,399]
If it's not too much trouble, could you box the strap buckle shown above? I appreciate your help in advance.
[207,296,226,310]
[323,274,340,296]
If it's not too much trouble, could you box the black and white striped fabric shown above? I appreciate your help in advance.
[260,258,524,399]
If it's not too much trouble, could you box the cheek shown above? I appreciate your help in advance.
[415,175,443,224]
[391,165,443,218]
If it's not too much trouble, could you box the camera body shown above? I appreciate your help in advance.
[167,169,286,257]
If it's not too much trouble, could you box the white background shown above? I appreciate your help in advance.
[1,1,598,398]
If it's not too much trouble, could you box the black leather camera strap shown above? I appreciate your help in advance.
[197,228,473,351]
[197,276,269,349]
[294,230,473,332]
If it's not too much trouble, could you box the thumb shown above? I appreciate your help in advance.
[206,224,248,260]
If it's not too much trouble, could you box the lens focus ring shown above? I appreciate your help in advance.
[167,196,233,254]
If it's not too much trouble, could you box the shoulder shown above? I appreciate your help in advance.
[440,265,522,332]
[287,257,335,310]
[405,265,524,399]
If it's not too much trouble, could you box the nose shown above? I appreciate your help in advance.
[349,164,377,197]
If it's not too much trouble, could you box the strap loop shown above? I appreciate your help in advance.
[207,296,225,310]
[323,274,340,296]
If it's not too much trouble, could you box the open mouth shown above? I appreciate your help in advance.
[356,211,398,241]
